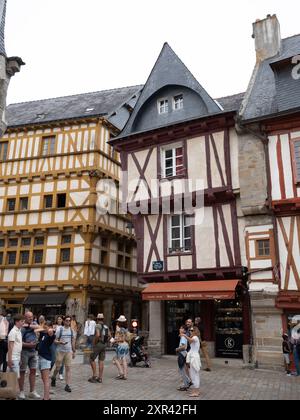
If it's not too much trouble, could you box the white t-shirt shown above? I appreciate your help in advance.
[84,320,96,336]
[190,336,200,353]
[8,326,22,361]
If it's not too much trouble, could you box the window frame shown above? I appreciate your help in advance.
[44,194,53,209]
[173,94,183,111]
[168,214,193,255]
[255,239,271,259]
[57,193,67,209]
[40,135,56,157]
[290,137,300,184]
[157,98,169,115]
[7,198,16,212]
[20,197,29,211]
[161,142,185,179]
[0,141,9,161]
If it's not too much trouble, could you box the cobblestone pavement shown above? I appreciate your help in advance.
[19,352,300,400]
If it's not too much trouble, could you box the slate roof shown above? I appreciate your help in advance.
[217,92,245,112]
[119,43,223,139]
[6,85,143,128]
[0,0,6,56]
[240,34,300,121]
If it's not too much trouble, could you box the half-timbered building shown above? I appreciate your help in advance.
[0,86,143,326]
[240,15,300,368]
[111,44,251,358]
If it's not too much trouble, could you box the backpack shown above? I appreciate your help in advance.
[96,324,109,344]
[58,326,74,341]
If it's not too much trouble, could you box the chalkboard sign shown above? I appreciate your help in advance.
[152,261,164,271]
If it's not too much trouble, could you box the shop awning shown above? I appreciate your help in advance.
[24,293,69,307]
[142,280,240,301]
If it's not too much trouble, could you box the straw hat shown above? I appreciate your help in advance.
[97,313,104,319]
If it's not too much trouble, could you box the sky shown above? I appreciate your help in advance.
[5,0,300,105]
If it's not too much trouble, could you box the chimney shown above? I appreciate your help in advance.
[252,14,281,62]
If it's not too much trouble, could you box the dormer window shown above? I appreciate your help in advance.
[158,99,169,114]
[173,94,183,110]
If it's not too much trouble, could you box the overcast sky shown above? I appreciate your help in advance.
[5,0,300,105]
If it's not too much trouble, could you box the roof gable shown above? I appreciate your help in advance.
[119,43,222,138]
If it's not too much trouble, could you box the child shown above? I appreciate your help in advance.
[282,334,292,376]
[113,333,129,380]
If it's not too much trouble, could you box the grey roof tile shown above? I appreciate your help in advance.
[240,35,300,121]
[6,85,143,128]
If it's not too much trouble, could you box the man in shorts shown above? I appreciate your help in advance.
[88,313,109,384]
[19,311,41,400]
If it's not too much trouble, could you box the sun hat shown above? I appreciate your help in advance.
[97,313,104,319]
[117,315,127,322]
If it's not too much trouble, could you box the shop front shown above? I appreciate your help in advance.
[23,293,69,320]
[143,280,251,360]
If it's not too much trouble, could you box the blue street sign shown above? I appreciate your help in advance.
[152,261,164,271]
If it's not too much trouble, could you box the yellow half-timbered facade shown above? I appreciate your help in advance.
[0,86,143,326]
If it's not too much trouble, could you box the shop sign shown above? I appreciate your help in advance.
[152,261,164,271]
[216,334,243,359]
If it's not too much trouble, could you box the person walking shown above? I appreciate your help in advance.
[37,321,56,400]
[19,311,41,400]
[291,317,300,376]
[88,313,109,384]
[51,315,76,393]
[7,314,25,381]
[282,334,292,376]
[0,309,9,372]
[176,326,192,391]
[194,317,212,372]
[84,314,96,349]
[181,326,201,397]
[113,333,129,380]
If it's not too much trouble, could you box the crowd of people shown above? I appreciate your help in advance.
[0,309,138,400]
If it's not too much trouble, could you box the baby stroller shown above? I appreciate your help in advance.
[129,335,151,368]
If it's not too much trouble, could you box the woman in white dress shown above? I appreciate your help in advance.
[181,326,201,397]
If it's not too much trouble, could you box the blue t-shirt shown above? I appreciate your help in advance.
[38,332,56,361]
[22,324,38,353]
[179,336,187,357]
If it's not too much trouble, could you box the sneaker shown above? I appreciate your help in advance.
[177,386,188,391]
[28,390,41,399]
[59,374,64,381]
[64,385,72,393]
[187,381,193,389]
[205,368,212,372]
[88,377,98,383]
[51,377,56,387]
[35,372,39,377]
[18,391,26,400]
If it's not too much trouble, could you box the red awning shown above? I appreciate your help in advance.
[142,280,240,301]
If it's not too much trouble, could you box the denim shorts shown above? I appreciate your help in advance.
[20,350,38,372]
[39,356,51,371]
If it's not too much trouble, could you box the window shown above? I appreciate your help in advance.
[173,94,183,110]
[117,254,124,269]
[292,139,300,182]
[20,197,29,211]
[44,195,53,209]
[21,237,31,247]
[60,248,70,263]
[35,237,44,246]
[20,251,30,265]
[101,250,108,265]
[169,214,192,253]
[7,199,16,212]
[125,242,132,255]
[118,241,124,252]
[7,252,17,265]
[0,252,3,265]
[163,145,184,178]
[0,240,4,265]
[41,136,56,156]
[33,250,43,264]
[57,194,66,208]
[0,239,4,247]
[257,239,270,257]
[158,99,169,114]
[8,238,18,247]
[62,235,72,245]
[0,142,8,161]
[125,256,131,270]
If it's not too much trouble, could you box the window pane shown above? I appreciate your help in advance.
[165,159,173,168]
[184,239,191,250]
[57,194,66,208]
[44,195,53,208]
[101,251,108,265]
[172,227,181,239]
[7,252,16,265]
[166,168,174,177]
[7,199,15,212]
[101,238,108,248]
[9,238,18,247]
[172,215,181,227]
[0,252,3,265]
[20,197,29,210]
[258,240,270,256]
[184,226,191,238]
[0,142,8,161]
[176,147,183,156]
[0,239,5,247]
[61,248,70,262]
[118,242,124,252]
[62,235,72,244]
[171,240,181,250]
[165,150,173,159]
[33,250,43,264]
[21,251,30,265]
[21,238,31,247]
[35,237,44,246]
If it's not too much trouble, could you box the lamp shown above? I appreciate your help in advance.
[126,221,134,235]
